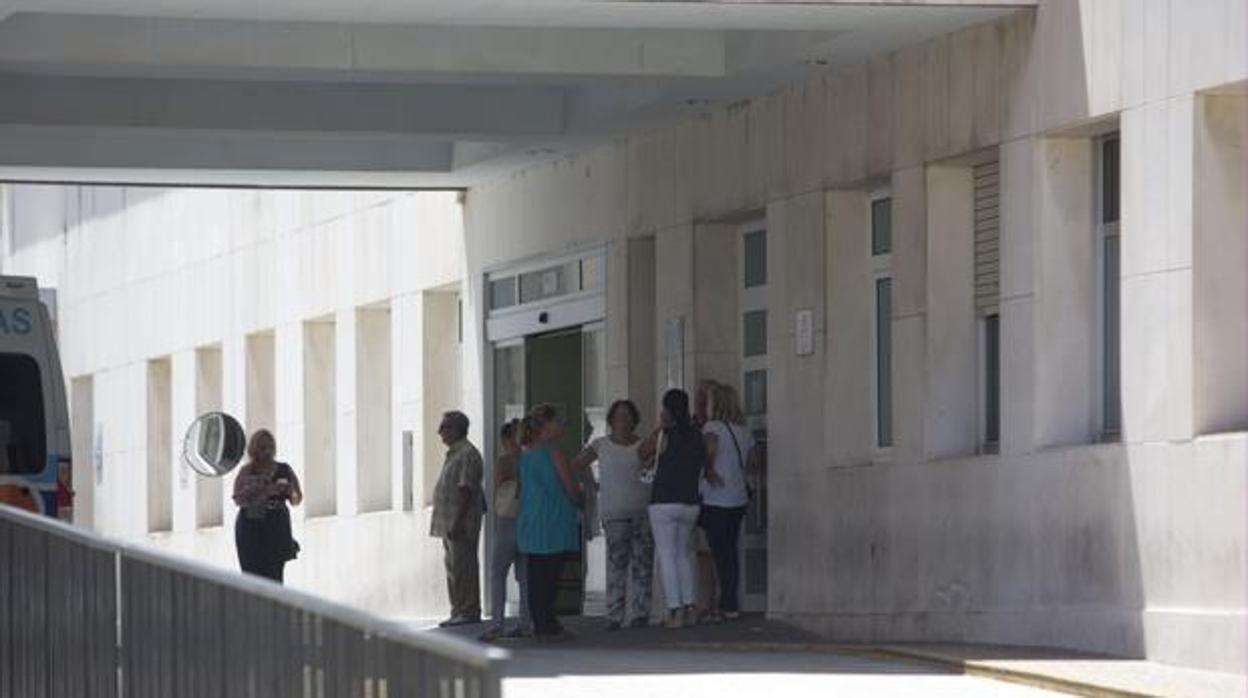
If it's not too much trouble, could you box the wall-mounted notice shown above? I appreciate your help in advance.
[796,308,814,356]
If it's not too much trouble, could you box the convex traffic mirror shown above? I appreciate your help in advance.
[182,412,246,477]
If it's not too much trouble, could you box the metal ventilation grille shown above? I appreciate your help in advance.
[973,160,1000,316]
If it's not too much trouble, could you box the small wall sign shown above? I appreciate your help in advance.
[795,309,814,356]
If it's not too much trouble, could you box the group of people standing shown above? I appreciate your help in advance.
[449,379,757,641]
[225,379,758,645]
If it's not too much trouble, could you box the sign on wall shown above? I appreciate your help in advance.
[665,316,684,390]
[795,308,814,356]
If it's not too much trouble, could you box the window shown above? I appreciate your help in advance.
[741,224,768,423]
[871,194,894,450]
[983,314,1001,448]
[871,197,892,256]
[874,279,894,448]
[489,276,517,311]
[743,310,767,358]
[1099,134,1122,437]
[974,159,1001,450]
[744,230,767,288]
[744,369,768,416]
[0,353,46,475]
[519,261,579,304]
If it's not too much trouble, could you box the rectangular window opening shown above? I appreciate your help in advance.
[1099,133,1122,438]
[744,230,767,288]
[874,278,893,448]
[871,197,893,256]
[743,310,768,358]
[983,314,1000,451]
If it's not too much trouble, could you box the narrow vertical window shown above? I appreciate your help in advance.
[744,230,767,288]
[974,159,1001,451]
[1100,134,1122,437]
[871,194,894,450]
[983,314,1000,447]
[875,278,893,448]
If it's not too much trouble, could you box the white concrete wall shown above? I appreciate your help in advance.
[1,0,1244,674]
[462,0,1248,673]
[1,185,471,620]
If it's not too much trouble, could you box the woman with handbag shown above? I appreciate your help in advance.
[698,384,755,621]
[480,419,530,642]
[232,429,302,584]
[642,389,714,629]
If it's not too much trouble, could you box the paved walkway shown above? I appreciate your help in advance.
[876,644,1248,698]
[502,646,1063,698]
[410,616,1061,697]
[409,614,1246,698]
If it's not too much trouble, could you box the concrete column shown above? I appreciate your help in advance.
[654,223,693,397]
[170,350,196,533]
[1121,98,1195,443]
[145,357,173,533]
[1194,93,1248,434]
[194,345,225,528]
[335,308,359,517]
[420,290,461,507]
[692,220,739,387]
[624,237,657,432]
[924,165,977,459]
[1033,138,1096,448]
[69,376,95,529]
[391,293,421,512]
[357,304,393,513]
[274,321,304,524]
[998,138,1038,456]
[825,190,873,467]
[303,317,338,518]
[891,167,927,464]
[220,335,246,527]
[244,331,277,434]
[766,191,827,476]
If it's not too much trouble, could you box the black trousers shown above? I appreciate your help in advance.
[525,552,572,635]
[699,505,747,613]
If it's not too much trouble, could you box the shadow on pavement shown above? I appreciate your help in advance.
[425,614,958,678]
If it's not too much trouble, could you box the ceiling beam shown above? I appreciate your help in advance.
[0,125,458,174]
[0,74,567,140]
[0,12,729,80]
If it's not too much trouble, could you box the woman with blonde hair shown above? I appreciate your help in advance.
[233,429,303,583]
[698,384,755,621]
[516,404,583,640]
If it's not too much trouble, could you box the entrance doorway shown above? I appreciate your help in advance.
[493,324,607,616]
[487,248,609,619]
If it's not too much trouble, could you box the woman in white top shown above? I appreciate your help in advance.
[571,399,654,630]
[698,384,756,621]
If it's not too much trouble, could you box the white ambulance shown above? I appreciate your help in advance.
[0,276,71,518]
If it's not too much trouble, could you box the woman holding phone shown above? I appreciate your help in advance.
[233,429,303,583]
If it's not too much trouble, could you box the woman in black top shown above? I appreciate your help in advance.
[642,389,718,628]
[233,429,302,583]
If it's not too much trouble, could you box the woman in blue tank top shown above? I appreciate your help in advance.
[517,404,583,639]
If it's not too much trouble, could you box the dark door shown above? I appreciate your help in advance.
[525,329,586,615]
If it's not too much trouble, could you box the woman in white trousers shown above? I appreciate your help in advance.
[641,388,719,629]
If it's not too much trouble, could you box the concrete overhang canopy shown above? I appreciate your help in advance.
[0,0,1034,187]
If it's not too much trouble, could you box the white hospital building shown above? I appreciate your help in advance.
[0,0,1244,676]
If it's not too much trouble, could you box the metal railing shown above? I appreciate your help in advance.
[0,505,506,698]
